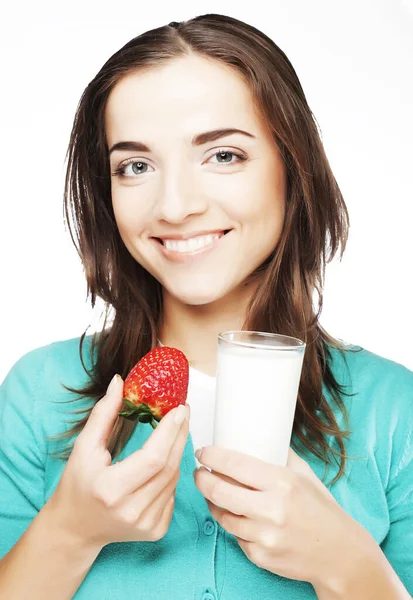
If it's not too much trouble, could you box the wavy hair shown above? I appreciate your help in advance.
[49,13,360,485]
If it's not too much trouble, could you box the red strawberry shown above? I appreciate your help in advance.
[118,346,189,429]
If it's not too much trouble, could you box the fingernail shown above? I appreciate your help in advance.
[174,405,187,425]
[107,374,119,394]
[195,448,202,459]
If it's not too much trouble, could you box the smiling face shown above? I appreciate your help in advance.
[105,54,286,307]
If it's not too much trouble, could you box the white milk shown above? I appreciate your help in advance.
[213,343,305,466]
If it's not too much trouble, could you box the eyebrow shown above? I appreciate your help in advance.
[108,128,256,156]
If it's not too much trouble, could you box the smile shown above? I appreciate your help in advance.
[152,230,232,263]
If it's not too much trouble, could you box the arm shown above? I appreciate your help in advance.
[313,540,412,599]
[0,347,101,598]
[0,499,102,600]
[315,373,413,600]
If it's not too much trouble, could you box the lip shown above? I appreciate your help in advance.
[152,230,232,263]
[154,229,230,242]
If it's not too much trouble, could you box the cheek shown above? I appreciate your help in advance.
[222,162,285,222]
[255,172,286,240]
[112,196,150,239]
[233,194,285,241]
[111,204,152,266]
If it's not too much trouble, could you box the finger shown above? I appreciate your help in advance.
[109,403,190,493]
[79,375,124,449]
[151,487,176,539]
[207,503,258,544]
[120,475,178,543]
[125,408,190,508]
[135,469,180,527]
[163,404,191,471]
[196,445,288,491]
[195,467,260,518]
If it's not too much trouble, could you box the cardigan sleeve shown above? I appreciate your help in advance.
[380,369,413,594]
[0,347,49,559]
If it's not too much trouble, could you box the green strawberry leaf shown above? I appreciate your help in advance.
[118,399,161,426]
[118,411,139,421]
[121,399,140,412]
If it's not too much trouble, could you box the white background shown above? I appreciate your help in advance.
[1,0,412,383]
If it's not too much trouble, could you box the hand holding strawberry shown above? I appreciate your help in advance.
[46,371,191,551]
[118,347,189,428]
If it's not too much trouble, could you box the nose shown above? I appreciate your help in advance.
[152,166,208,224]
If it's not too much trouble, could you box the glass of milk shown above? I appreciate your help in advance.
[213,331,306,467]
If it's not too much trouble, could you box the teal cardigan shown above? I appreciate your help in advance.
[1,336,412,599]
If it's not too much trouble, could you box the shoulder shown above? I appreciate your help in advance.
[1,335,96,441]
[2,335,95,388]
[327,341,413,478]
[327,340,413,402]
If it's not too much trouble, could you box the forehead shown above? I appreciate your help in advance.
[104,55,262,143]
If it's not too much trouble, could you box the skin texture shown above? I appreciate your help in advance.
[105,54,286,374]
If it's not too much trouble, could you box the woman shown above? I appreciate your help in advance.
[0,13,412,600]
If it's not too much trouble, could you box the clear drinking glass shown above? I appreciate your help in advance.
[213,331,306,467]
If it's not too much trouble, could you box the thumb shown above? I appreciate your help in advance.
[82,374,125,449]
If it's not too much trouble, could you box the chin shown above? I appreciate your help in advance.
[168,285,231,307]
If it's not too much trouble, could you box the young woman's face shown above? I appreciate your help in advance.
[105,54,286,306]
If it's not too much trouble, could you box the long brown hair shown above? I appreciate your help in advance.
[50,13,360,485]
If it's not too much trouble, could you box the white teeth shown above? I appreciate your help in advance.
[163,233,222,253]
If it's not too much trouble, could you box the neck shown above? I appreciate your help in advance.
[158,277,261,374]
